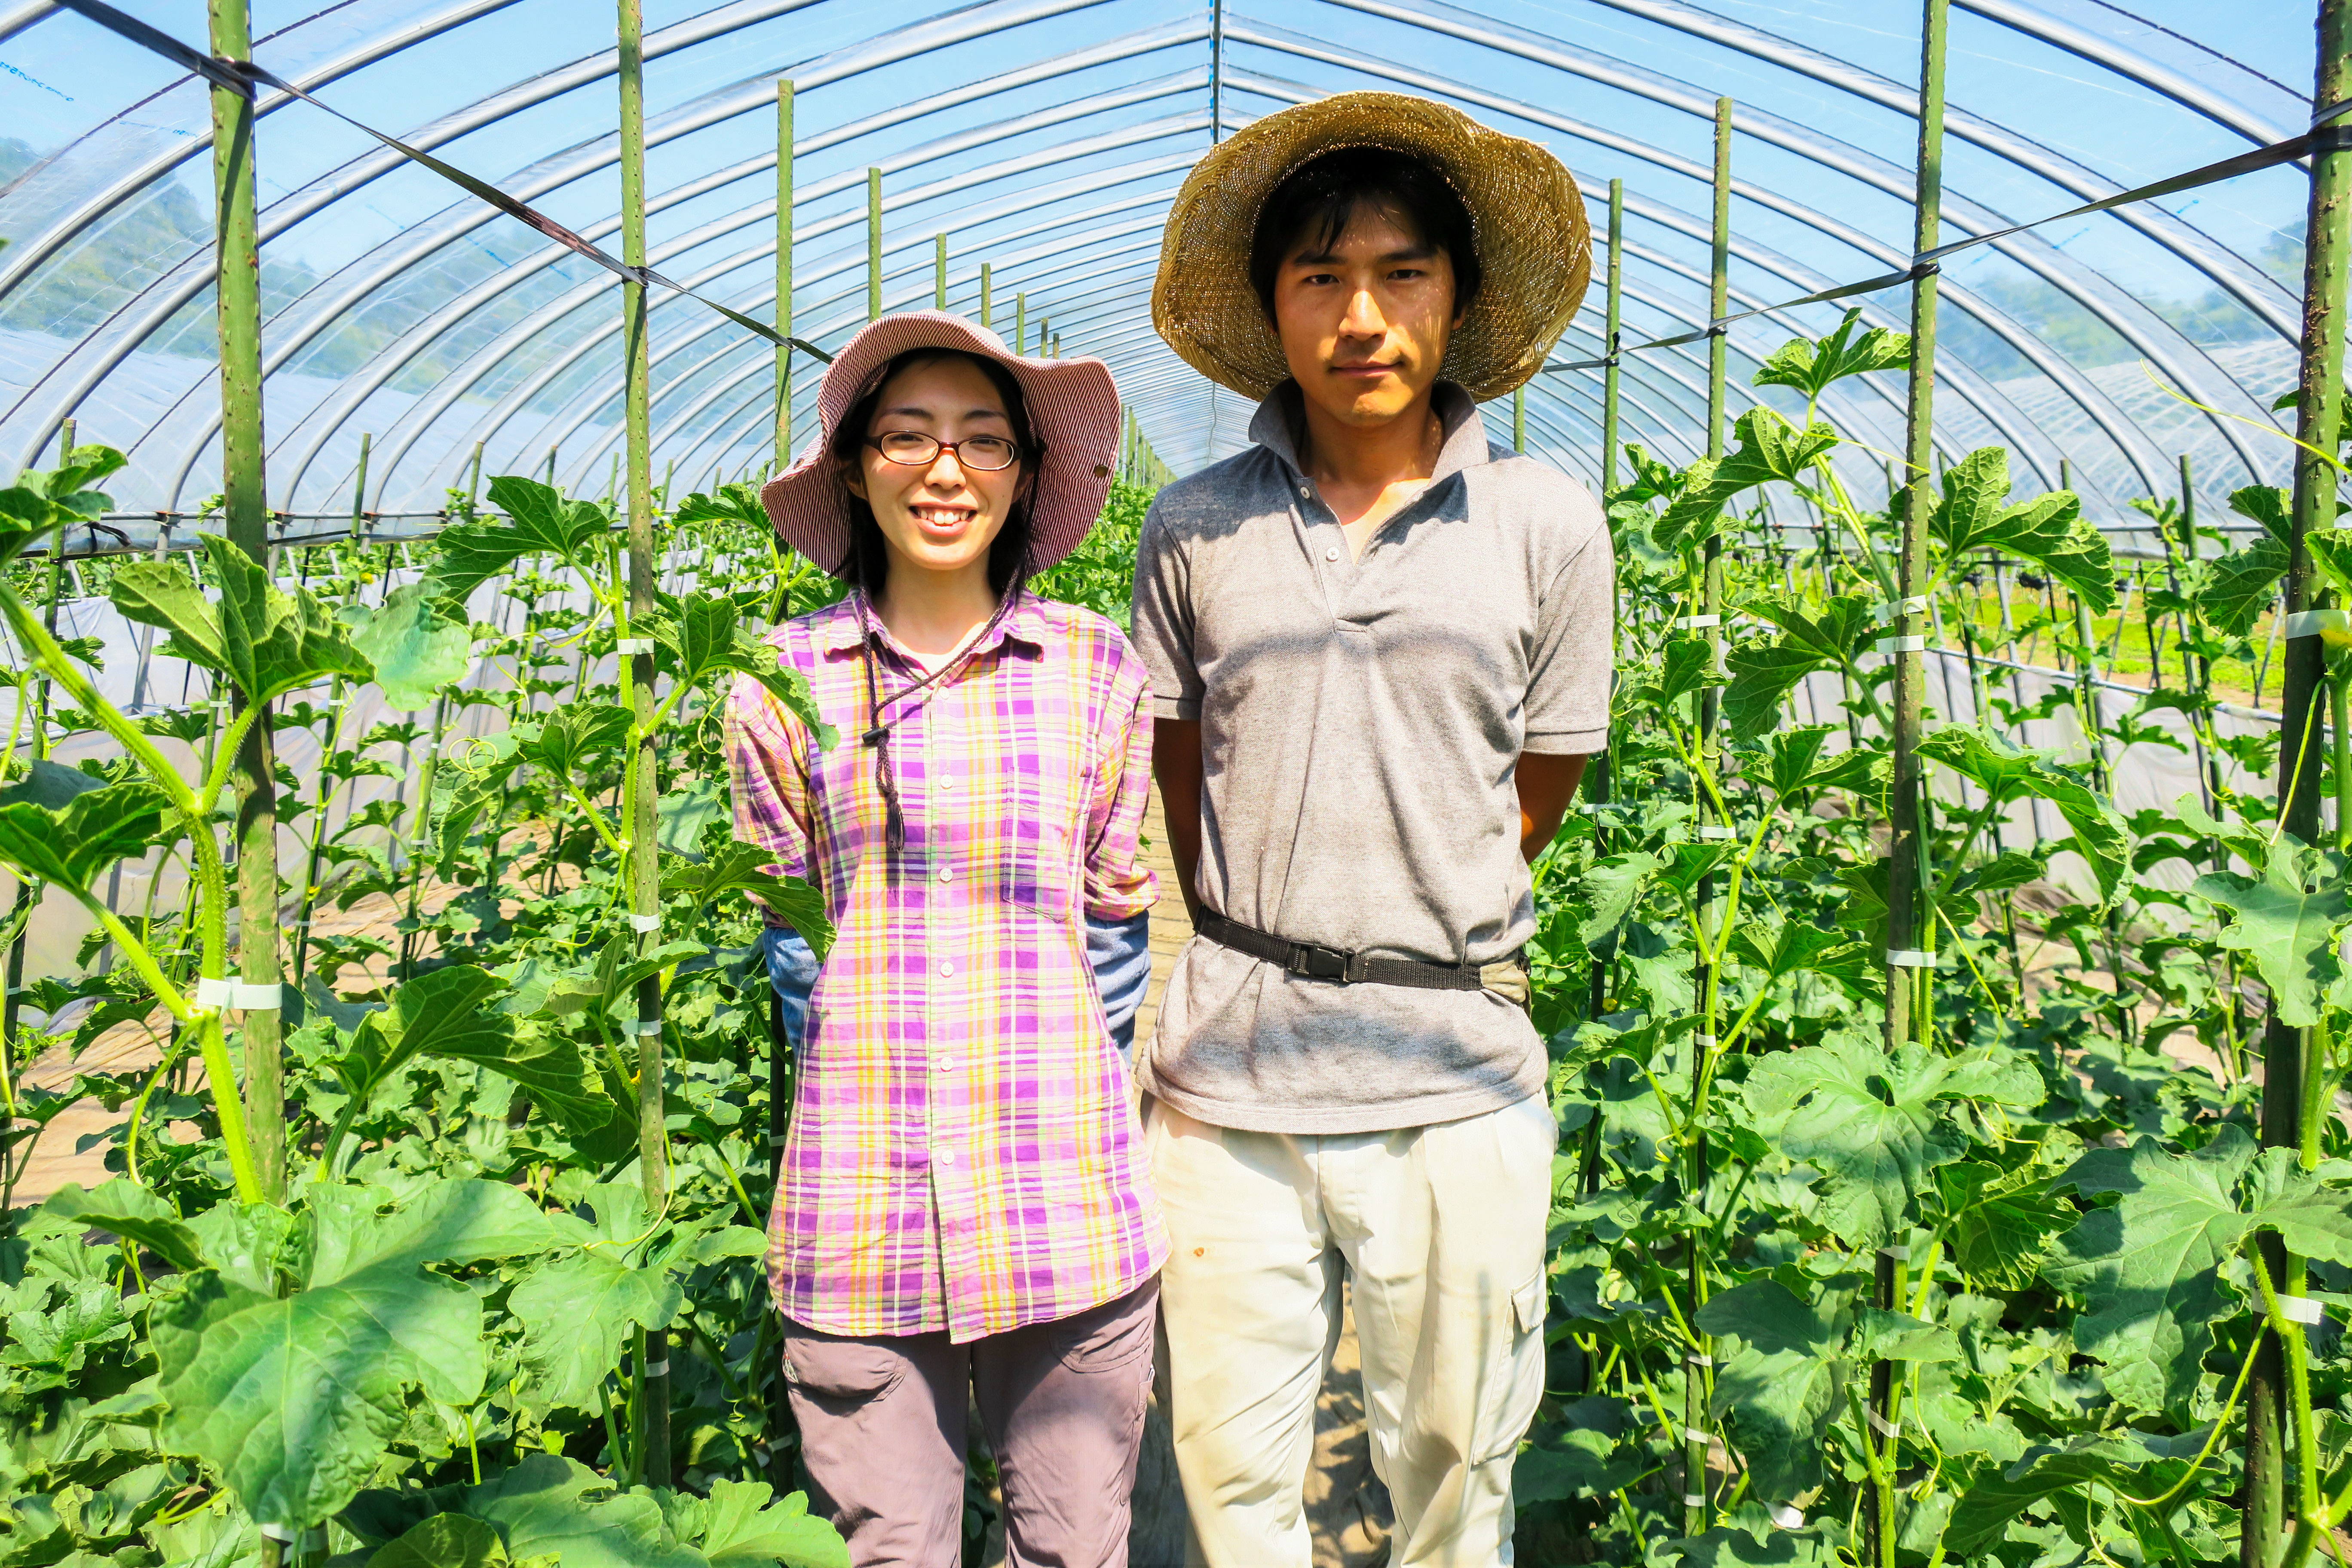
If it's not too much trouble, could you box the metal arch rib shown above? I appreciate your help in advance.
[0,0,1138,471]
[1224,55,2057,487]
[350,117,1206,508]
[1313,0,2295,342]
[0,0,56,45]
[1222,24,2278,490]
[161,64,1205,507]
[1222,64,2164,496]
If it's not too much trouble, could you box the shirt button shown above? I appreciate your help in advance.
[937,1148,955,1166]
[1298,485,1309,497]
[938,775,955,790]
[1323,545,1340,561]
[937,865,952,883]
[939,960,955,977]
[935,1057,954,1072]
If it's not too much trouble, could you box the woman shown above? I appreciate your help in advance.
[724,310,1163,1566]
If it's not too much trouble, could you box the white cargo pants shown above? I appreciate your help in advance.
[1146,1093,1557,1567]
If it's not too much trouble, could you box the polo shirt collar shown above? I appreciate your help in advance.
[1247,379,1488,485]
[814,588,1048,663]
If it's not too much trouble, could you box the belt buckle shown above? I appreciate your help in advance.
[1285,941,1352,981]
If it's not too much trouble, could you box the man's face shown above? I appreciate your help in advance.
[1270,203,1460,429]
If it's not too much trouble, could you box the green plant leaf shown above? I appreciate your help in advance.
[1750,310,1910,401]
[509,1250,684,1416]
[1946,1430,2209,1555]
[328,966,605,1130]
[660,841,836,960]
[113,536,373,703]
[1744,1039,2041,1243]
[350,584,473,710]
[671,483,767,528]
[691,1479,850,1567]
[1762,726,1838,797]
[423,477,614,603]
[2195,532,2289,637]
[0,776,174,894]
[1929,448,2112,612]
[2230,483,2291,544]
[519,702,634,780]
[0,444,127,565]
[368,1513,510,1567]
[1935,1161,2072,1289]
[40,1178,204,1272]
[456,1455,704,1567]
[2191,834,2350,1028]
[1696,1282,1843,1501]
[1656,409,1839,550]
[1915,726,2128,900]
[1659,635,1722,709]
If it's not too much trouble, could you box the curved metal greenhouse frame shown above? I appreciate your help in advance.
[0,0,2316,519]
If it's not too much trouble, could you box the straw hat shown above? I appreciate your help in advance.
[1152,92,1590,403]
[759,311,1120,574]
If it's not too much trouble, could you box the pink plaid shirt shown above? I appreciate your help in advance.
[724,591,1164,1341]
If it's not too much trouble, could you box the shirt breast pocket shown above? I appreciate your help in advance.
[997,752,1084,923]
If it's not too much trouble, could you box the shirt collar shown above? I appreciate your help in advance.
[813,588,1049,663]
[1246,379,1489,487]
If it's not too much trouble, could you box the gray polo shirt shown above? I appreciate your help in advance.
[1130,381,1614,1135]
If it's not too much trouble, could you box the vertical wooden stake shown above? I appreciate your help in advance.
[981,262,993,329]
[935,233,948,309]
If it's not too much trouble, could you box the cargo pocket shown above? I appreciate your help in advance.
[1470,1271,1550,1465]
[782,1333,906,1413]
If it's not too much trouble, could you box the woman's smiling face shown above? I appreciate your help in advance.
[844,352,1026,581]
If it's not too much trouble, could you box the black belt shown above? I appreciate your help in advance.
[1195,911,1504,993]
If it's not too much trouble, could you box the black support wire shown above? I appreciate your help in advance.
[49,0,836,367]
[1547,97,2352,374]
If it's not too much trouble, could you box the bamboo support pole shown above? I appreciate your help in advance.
[866,167,882,322]
[2251,4,2352,1560]
[1601,178,1623,497]
[1512,387,1524,454]
[1017,293,1028,354]
[776,80,793,466]
[981,262,993,328]
[935,233,948,309]
[210,0,286,1208]
[619,0,672,1485]
[1873,3,1948,1562]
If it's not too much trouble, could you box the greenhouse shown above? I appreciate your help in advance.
[0,0,2346,1562]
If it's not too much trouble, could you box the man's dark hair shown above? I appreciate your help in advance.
[1246,146,1482,325]
[827,347,1042,598]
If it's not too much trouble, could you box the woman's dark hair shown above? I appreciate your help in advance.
[1247,146,1482,325]
[827,347,1044,598]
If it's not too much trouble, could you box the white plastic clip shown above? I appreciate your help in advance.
[1881,1245,1913,1261]
[1697,824,1736,840]
[1873,596,1929,624]
[1673,614,1721,630]
[641,1358,670,1378]
[1867,1409,1900,1438]
[1683,1493,1707,1507]
[629,913,662,933]
[769,1133,789,1147]
[2286,609,2352,640]
[1684,1351,1714,1366]
[616,637,654,655]
[1887,949,1936,968]
[1771,1504,1805,1530]
[1872,636,1926,654]
[231,982,282,1010]
[622,1018,664,1037]
[2278,1294,2325,1325]
[195,977,236,1010]
[257,1523,297,1544]
[1683,1428,1718,1445]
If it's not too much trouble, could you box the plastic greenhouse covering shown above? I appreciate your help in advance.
[0,0,2320,529]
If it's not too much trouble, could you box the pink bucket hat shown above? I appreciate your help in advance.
[759,311,1121,575]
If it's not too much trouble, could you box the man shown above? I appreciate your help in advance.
[1132,93,1609,1564]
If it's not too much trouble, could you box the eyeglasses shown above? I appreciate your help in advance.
[865,432,1022,472]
